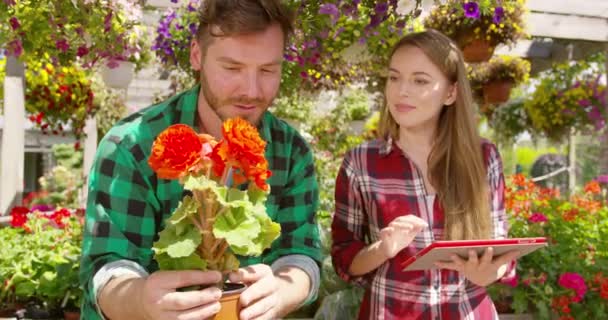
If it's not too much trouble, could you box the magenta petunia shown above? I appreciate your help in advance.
[558,272,587,302]
[528,212,548,223]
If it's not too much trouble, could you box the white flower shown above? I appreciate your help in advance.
[396,0,417,16]
[340,42,372,64]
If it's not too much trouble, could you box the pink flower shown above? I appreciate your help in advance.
[558,272,587,302]
[528,212,548,223]
[9,17,20,30]
[500,275,518,288]
[56,39,70,52]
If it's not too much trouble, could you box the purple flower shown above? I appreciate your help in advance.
[188,23,198,35]
[596,175,608,184]
[104,12,113,32]
[9,17,20,30]
[578,99,591,107]
[171,0,178,3]
[493,6,504,24]
[319,3,339,21]
[463,2,480,19]
[528,213,548,223]
[375,2,389,14]
[56,39,70,52]
[30,204,55,212]
[4,0,16,5]
[187,3,196,12]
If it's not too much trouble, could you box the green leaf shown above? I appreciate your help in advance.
[247,185,268,205]
[155,252,207,271]
[168,196,200,226]
[535,300,550,320]
[153,221,201,258]
[166,238,199,258]
[512,289,529,314]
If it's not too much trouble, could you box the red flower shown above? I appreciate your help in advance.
[211,118,271,191]
[562,208,579,222]
[558,272,587,302]
[148,124,215,180]
[9,206,29,228]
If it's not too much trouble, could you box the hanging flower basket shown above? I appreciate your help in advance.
[100,60,135,89]
[461,38,495,63]
[483,80,514,104]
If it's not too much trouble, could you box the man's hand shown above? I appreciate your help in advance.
[379,215,428,259]
[229,264,281,320]
[100,270,223,320]
[434,248,519,287]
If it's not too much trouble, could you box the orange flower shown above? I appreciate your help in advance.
[584,181,601,194]
[148,124,214,180]
[562,208,579,222]
[211,118,271,190]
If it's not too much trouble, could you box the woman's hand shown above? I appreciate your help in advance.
[434,247,519,287]
[379,215,428,259]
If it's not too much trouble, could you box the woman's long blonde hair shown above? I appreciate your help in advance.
[378,29,491,240]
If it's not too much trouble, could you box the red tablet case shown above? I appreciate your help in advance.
[401,237,547,271]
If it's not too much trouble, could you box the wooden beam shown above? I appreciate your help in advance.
[528,0,608,18]
[527,12,608,42]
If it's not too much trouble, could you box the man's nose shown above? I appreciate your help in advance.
[242,71,263,101]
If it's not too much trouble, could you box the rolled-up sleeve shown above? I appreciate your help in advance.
[331,151,371,287]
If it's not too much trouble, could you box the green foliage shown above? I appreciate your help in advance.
[338,88,373,121]
[153,176,280,272]
[516,146,560,176]
[270,93,315,123]
[92,80,129,140]
[0,211,83,310]
[488,176,608,318]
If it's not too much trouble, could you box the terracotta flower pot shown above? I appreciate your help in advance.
[214,283,247,320]
[461,38,495,63]
[63,309,80,320]
[483,81,514,104]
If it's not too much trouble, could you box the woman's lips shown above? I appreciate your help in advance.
[395,103,416,112]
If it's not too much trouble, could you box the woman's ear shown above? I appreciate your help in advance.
[445,82,458,106]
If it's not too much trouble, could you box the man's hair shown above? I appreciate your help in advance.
[196,0,294,50]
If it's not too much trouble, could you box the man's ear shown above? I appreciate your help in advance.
[190,39,202,71]
[445,82,458,106]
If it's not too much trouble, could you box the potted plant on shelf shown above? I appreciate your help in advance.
[424,0,527,63]
[469,55,531,105]
[149,118,281,320]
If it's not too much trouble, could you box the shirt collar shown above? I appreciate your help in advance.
[379,136,395,157]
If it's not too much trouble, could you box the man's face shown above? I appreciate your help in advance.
[191,23,284,125]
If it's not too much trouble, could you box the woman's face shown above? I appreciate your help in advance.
[385,45,457,132]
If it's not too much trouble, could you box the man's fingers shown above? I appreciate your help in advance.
[239,275,277,307]
[240,291,277,320]
[171,300,221,320]
[229,264,272,283]
[152,270,222,290]
[160,286,222,310]
[493,250,520,266]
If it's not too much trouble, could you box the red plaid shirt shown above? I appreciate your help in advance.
[331,138,515,320]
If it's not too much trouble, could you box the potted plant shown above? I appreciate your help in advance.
[100,25,153,88]
[149,118,282,319]
[424,1,527,63]
[488,175,608,319]
[469,55,531,105]
[0,0,147,69]
[524,69,607,143]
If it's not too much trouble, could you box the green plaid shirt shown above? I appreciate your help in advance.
[79,85,321,319]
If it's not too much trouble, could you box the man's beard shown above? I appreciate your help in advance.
[200,71,269,125]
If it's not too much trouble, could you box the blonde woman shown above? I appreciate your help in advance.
[331,29,519,319]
